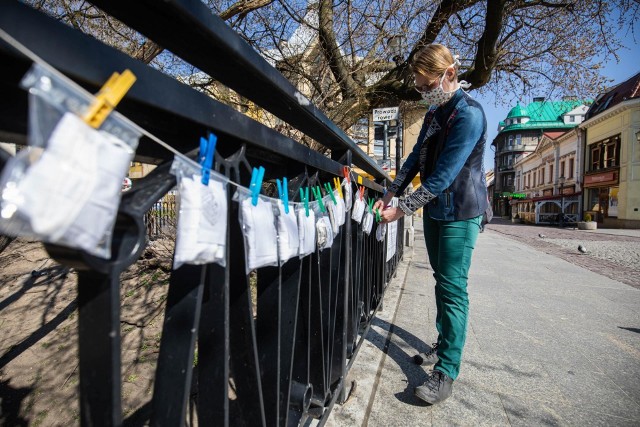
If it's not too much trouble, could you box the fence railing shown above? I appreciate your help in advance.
[0,1,404,426]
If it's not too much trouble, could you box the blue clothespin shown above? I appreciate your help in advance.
[250,166,265,206]
[199,133,217,185]
[277,178,290,214]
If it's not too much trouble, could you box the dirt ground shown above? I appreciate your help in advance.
[0,237,173,426]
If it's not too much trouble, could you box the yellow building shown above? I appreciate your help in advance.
[580,71,640,228]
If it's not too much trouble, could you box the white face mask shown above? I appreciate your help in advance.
[418,64,458,107]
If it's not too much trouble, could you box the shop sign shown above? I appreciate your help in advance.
[584,171,617,186]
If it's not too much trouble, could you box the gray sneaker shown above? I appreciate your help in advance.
[415,370,453,405]
[413,343,439,366]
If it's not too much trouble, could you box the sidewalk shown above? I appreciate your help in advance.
[327,220,640,426]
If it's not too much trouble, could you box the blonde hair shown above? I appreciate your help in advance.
[411,44,457,82]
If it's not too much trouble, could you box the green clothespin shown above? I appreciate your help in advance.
[300,187,310,217]
[375,208,381,223]
[312,186,326,213]
[324,182,337,205]
[367,197,374,214]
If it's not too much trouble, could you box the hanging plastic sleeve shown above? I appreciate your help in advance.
[333,189,345,227]
[362,210,374,235]
[342,179,353,211]
[0,63,140,259]
[235,187,278,274]
[276,200,299,264]
[171,156,228,269]
[351,195,365,223]
[296,204,316,257]
[375,222,387,242]
[326,194,339,235]
[386,197,399,261]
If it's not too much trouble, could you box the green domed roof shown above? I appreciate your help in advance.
[506,103,529,119]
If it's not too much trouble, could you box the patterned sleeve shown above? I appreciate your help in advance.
[398,186,437,215]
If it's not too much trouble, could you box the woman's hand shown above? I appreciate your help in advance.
[379,207,404,223]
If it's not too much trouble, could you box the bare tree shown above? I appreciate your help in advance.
[26,0,640,131]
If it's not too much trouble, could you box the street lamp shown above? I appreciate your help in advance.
[387,35,404,65]
[558,176,566,228]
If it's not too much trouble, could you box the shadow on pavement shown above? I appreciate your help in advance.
[365,317,432,406]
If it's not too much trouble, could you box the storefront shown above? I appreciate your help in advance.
[583,170,619,223]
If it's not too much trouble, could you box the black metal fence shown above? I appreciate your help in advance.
[0,1,404,426]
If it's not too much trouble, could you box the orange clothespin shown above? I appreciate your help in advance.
[359,186,365,200]
[343,166,350,183]
[83,69,136,129]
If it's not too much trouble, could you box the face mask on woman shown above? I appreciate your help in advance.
[417,64,457,107]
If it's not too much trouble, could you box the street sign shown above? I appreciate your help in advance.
[372,107,399,121]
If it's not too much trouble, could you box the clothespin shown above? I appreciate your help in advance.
[359,186,365,201]
[199,133,217,185]
[277,177,290,214]
[83,70,136,129]
[300,187,310,217]
[367,198,374,214]
[333,177,343,199]
[250,166,265,206]
[324,182,337,205]
[312,186,326,213]
[343,166,350,183]
[375,208,382,223]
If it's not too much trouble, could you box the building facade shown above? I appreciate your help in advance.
[579,71,640,228]
[513,130,582,224]
[492,98,589,217]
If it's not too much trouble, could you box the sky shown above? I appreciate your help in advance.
[477,31,640,173]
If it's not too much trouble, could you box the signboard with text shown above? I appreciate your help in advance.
[373,107,399,121]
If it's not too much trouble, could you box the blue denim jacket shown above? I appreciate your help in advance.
[390,89,489,221]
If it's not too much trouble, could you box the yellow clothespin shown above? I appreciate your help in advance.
[333,177,343,199]
[83,70,136,129]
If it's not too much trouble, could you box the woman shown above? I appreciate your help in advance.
[373,43,488,405]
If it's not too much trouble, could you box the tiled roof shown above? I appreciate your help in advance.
[586,71,640,119]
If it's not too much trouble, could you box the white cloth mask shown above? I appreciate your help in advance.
[174,172,227,269]
[277,203,299,264]
[297,207,316,257]
[362,211,374,235]
[240,194,279,273]
[351,197,365,223]
[9,113,132,255]
[316,215,334,251]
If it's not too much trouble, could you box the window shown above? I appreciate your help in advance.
[516,134,522,145]
[569,159,574,178]
[560,161,565,179]
[540,168,545,184]
[569,115,575,122]
[549,164,553,183]
[508,135,514,146]
[533,171,536,186]
[590,135,621,171]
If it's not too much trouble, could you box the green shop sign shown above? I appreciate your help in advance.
[495,192,527,199]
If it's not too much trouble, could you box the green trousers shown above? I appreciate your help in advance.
[423,214,482,380]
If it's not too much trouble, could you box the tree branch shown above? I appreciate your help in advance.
[317,0,359,97]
